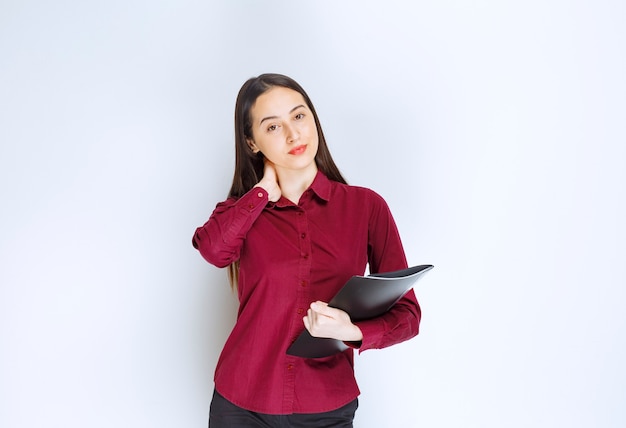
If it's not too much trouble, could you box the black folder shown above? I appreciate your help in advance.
[286,264,434,358]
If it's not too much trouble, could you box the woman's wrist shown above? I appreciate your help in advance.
[255,178,280,202]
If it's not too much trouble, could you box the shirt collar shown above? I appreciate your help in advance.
[271,170,332,208]
[309,170,332,202]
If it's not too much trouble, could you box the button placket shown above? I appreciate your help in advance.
[283,207,313,411]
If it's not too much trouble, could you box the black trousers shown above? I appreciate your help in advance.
[209,390,358,428]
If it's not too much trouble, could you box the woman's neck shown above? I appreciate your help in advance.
[276,164,318,204]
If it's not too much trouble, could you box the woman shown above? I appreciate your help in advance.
[193,73,420,427]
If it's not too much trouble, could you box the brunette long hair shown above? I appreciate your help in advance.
[227,73,347,287]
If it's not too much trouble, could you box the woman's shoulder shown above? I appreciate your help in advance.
[331,180,388,205]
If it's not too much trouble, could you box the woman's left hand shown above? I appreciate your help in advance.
[303,301,363,342]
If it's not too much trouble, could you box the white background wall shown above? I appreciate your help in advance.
[1,1,624,427]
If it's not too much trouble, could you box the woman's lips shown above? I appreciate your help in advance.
[288,145,307,155]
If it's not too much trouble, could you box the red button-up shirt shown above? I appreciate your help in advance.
[192,171,420,414]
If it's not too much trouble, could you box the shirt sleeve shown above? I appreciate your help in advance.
[353,190,421,353]
[192,187,268,268]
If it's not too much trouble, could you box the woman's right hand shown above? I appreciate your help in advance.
[256,161,281,202]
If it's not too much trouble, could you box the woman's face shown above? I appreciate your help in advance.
[246,86,319,175]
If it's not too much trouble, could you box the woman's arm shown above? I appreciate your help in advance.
[355,190,421,352]
[192,162,281,267]
[192,188,268,267]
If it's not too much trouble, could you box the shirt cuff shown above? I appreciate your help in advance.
[220,187,268,243]
[353,318,386,353]
[241,186,269,212]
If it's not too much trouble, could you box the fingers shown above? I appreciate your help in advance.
[304,302,333,329]
[310,301,330,315]
[303,301,362,341]
[303,306,328,338]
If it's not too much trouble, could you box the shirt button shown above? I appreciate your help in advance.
[300,280,307,287]
[287,364,294,371]
[248,204,254,209]
[301,233,306,239]
[257,192,263,198]
[297,308,304,314]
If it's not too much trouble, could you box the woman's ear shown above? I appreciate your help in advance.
[246,138,259,153]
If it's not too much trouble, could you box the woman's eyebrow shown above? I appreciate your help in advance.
[259,104,306,125]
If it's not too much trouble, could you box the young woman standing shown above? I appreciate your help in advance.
[193,73,420,427]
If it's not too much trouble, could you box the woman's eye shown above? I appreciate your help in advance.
[267,124,277,132]
[294,113,304,120]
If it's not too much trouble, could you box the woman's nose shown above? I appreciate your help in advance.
[285,124,299,142]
